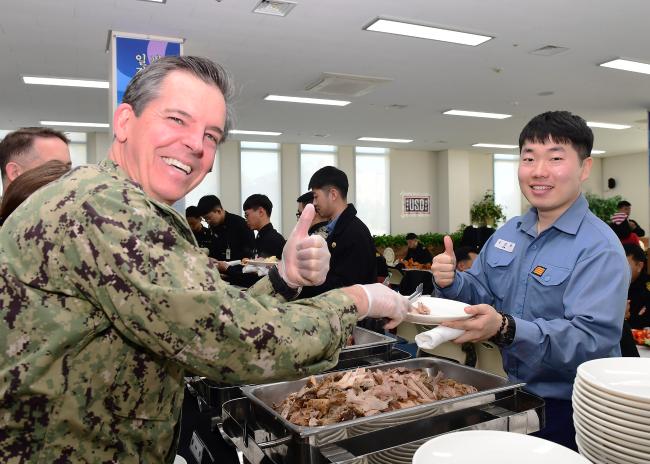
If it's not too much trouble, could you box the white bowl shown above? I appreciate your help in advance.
[577,357,650,402]
[573,413,650,453]
[572,395,650,440]
[413,431,589,464]
[405,297,472,325]
[573,381,650,425]
[575,376,650,412]
[574,419,647,463]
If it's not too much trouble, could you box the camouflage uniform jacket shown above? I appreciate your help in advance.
[0,160,357,463]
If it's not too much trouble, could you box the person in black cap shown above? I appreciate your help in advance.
[196,194,254,261]
[402,233,433,265]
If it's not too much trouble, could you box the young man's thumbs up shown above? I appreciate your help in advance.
[431,235,457,288]
[277,204,330,288]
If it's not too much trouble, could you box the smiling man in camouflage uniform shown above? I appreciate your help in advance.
[0,56,409,463]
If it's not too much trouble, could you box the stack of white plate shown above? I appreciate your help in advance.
[413,430,589,464]
[573,357,650,464]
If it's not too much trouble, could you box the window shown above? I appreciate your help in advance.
[300,144,338,194]
[184,152,220,208]
[493,154,521,221]
[240,141,282,233]
[355,146,390,235]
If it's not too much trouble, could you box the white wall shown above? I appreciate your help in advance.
[389,148,437,234]
[602,152,649,232]
[218,140,241,212]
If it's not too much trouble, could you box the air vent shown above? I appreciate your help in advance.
[253,0,296,17]
[529,45,569,56]
[385,104,408,110]
[306,73,393,97]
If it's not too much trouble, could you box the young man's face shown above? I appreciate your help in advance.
[244,207,264,230]
[113,70,226,205]
[407,239,418,249]
[312,188,334,219]
[203,207,225,226]
[621,205,632,216]
[518,137,592,221]
[186,216,203,232]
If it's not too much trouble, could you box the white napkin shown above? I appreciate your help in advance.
[415,326,465,350]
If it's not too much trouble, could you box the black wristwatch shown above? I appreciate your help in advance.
[268,266,302,301]
[490,312,516,347]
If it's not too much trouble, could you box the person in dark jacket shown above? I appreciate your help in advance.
[297,191,329,238]
[624,243,650,329]
[185,205,214,252]
[196,194,254,261]
[402,232,433,265]
[300,166,377,301]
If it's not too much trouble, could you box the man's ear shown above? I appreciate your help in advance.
[113,103,135,143]
[5,161,23,182]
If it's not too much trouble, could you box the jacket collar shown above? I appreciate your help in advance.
[518,194,588,237]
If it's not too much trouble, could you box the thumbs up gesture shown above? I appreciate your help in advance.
[277,204,330,288]
[431,235,457,288]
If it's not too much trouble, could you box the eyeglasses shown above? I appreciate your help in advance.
[295,212,301,219]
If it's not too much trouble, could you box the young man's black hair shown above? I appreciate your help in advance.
[196,194,222,215]
[624,243,647,266]
[518,110,593,161]
[243,194,273,217]
[297,191,314,206]
[454,246,478,263]
[308,166,349,198]
[185,205,202,218]
[618,200,631,209]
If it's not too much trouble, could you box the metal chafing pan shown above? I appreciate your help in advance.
[187,326,399,413]
[221,358,544,464]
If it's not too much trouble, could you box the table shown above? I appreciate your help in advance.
[638,345,650,358]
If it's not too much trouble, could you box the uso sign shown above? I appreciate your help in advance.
[402,193,431,216]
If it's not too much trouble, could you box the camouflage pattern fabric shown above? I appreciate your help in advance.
[0,160,357,463]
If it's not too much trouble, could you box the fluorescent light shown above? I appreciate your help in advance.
[444,109,511,119]
[229,130,282,136]
[473,143,518,149]
[591,150,606,155]
[586,121,631,130]
[365,18,492,46]
[357,137,412,143]
[138,0,166,3]
[600,59,650,75]
[264,95,350,106]
[23,76,109,89]
[41,121,109,128]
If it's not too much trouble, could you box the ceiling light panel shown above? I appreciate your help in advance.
[600,59,650,75]
[253,0,296,17]
[365,18,492,46]
[444,110,511,119]
[138,0,166,3]
[357,137,413,143]
[23,76,109,89]
[591,150,606,155]
[264,95,350,106]
[41,121,109,128]
[229,130,282,136]
[473,143,518,149]
[586,121,631,130]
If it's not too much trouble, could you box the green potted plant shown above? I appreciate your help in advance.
[470,190,506,227]
[585,193,622,223]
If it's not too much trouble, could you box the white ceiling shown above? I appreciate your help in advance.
[1,0,650,156]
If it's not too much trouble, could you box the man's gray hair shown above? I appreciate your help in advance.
[121,56,234,142]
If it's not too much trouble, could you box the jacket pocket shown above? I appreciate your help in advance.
[529,264,571,287]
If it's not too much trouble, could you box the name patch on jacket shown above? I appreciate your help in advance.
[495,239,515,252]
[532,265,546,277]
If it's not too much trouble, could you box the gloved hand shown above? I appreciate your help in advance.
[431,235,456,288]
[355,283,409,329]
[278,204,329,288]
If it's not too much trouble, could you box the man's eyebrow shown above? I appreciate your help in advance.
[164,108,224,135]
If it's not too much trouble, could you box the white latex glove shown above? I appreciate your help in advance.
[431,235,457,288]
[356,283,409,330]
[278,204,330,288]
[415,326,465,350]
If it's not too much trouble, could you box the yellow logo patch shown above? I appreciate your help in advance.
[532,266,546,277]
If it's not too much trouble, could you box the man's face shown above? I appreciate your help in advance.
[621,205,632,216]
[114,70,226,205]
[627,255,644,282]
[203,207,225,226]
[296,202,305,221]
[244,207,263,230]
[518,137,592,221]
[312,188,333,219]
[407,239,417,249]
[5,136,71,184]
[457,251,478,271]
[186,216,203,232]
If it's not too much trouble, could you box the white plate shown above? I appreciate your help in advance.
[226,260,241,266]
[573,418,648,463]
[576,376,650,410]
[573,381,650,423]
[572,395,650,440]
[573,413,650,453]
[576,435,626,464]
[572,394,650,434]
[404,297,472,325]
[413,431,589,464]
[577,357,650,402]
